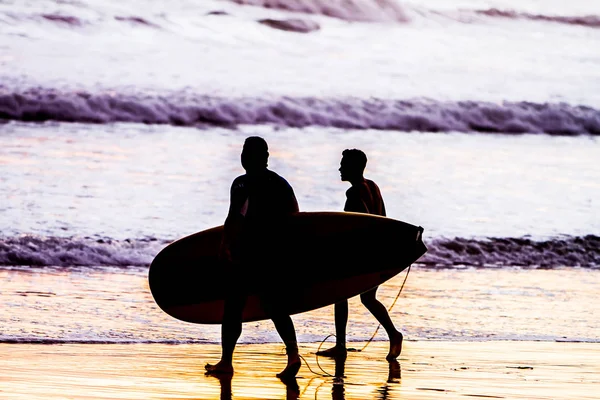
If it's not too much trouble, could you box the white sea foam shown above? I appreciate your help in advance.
[1,0,599,108]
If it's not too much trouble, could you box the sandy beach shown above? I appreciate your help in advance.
[2,340,598,399]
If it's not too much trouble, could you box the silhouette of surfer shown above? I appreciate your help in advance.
[316,149,404,361]
[205,136,302,378]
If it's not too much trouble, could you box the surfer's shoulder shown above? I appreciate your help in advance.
[231,174,249,191]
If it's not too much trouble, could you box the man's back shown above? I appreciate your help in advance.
[232,169,299,223]
[344,178,386,216]
[227,168,298,263]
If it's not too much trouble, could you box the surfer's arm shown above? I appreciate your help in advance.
[344,188,369,214]
[288,189,300,213]
[220,179,248,262]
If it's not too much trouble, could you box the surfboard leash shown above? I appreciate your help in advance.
[276,344,334,377]
[307,265,412,377]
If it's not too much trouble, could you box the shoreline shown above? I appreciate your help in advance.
[2,341,598,399]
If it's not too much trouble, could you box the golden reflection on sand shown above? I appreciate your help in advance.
[2,341,599,399]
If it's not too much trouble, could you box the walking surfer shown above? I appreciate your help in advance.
[205,136,302,378]
[316,148,404,361]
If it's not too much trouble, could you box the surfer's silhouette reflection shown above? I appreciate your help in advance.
[375,361,401,400]
[279,375,301,400]
[329,344,400,400]
[208,359,400,400]
[331,354,346,400]
[208,372,301,400]
[205,136,302,378]
[387,360,401,383]
[207,372,232,400]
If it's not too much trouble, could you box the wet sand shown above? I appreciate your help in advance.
[2,340,599,399]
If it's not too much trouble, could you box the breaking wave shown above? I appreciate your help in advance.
[0,235,166,269]
[1,234,598,269]
[421,235,600,269]
[474,8,600,29]
[3,0,598,31]
[227,0,408,22]
[1,89,599,135]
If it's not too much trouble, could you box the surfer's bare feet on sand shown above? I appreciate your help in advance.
[386,332,403,361]
[205,361,234,375]
[316,345,347,359]
[276,354,301,379]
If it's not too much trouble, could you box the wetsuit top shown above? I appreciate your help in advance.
[225,168,298,265]
[229,169,299,226]
[344,178,386,217]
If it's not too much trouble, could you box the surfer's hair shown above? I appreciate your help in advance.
[244,136,268,154]
[342,148,367,171]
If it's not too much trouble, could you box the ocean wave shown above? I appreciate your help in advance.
[227,1,600,29]
[1,0,407,29]
[227,0,408,22]
[1,234,598,269]
[1,89,599,134]
[421,235,600,269]
[0,235,166,268]
[474,8,600,29]
[1,11,163,29]
[3,1,598,31]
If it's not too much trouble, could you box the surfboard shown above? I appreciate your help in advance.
[148,211,427,324]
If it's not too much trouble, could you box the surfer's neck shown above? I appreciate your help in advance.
[245,167,269,176]
[349,176,365,186]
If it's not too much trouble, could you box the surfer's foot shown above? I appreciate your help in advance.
[316,345,347,359]
[386,332,403,361]
[205,361,234,375]
[276,353,301,379]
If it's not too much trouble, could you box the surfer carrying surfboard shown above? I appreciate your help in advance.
[205,136,302,378]
[316,149,404,361]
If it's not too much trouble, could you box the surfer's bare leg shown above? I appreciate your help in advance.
[276,341,301,379]
[261,290,301,378]
[316,300,348,358]
[271,314,302,378]
[360,286,403,361]
[206,293,246,375]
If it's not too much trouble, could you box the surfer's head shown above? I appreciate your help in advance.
[241,136,269,172]
[340,149,367,181]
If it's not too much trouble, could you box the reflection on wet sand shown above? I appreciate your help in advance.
[206,373,232,400]
[207,368,302,400]
[2,341,599,399]
[308,352,401,400]
[280,376,301,400]
[387,360,401,383]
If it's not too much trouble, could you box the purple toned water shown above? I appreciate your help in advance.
[1,0,599,345]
